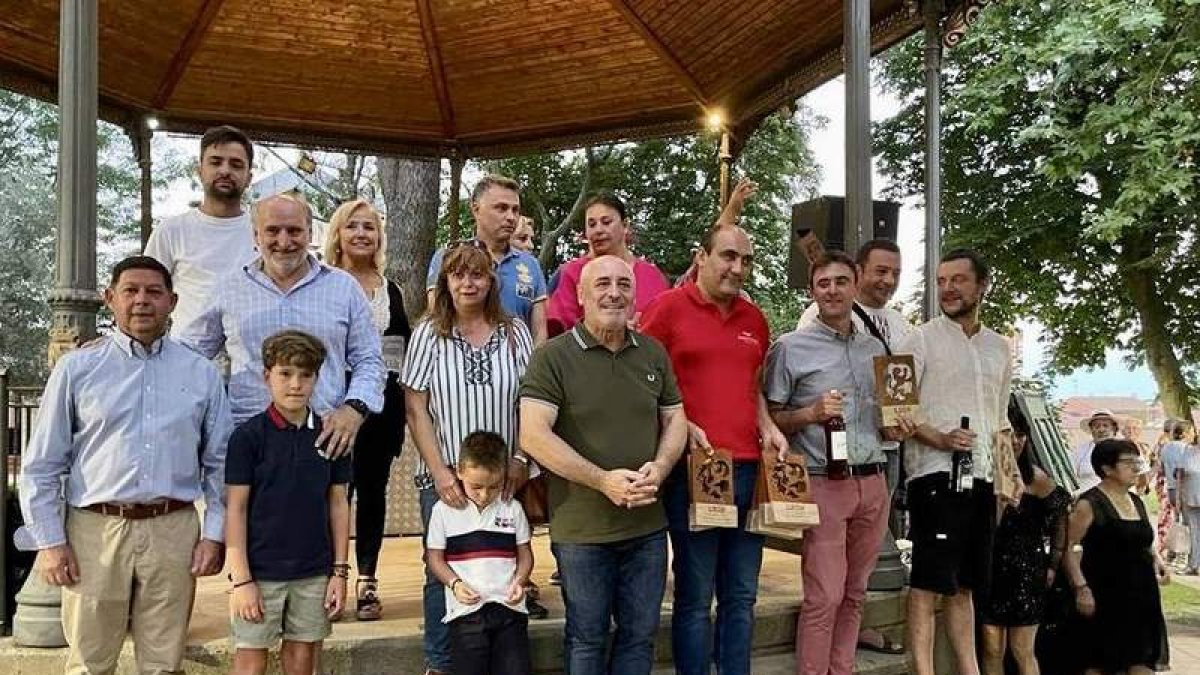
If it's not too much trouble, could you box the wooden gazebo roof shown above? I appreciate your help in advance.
[0,0,930,158]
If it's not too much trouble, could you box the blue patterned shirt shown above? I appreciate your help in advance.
[182,254,384,424]
[17,332,233,549]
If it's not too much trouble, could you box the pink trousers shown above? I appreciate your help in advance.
[796,473,890,675]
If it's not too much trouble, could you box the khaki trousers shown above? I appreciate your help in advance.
[61,506,199,675]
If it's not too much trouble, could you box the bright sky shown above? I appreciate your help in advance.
[798,77,1157,400]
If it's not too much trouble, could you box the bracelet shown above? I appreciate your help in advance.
[450,578,462,592]
[512,454,530,466]
[232,578,255,589]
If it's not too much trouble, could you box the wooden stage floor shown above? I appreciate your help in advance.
[187,531,805,646]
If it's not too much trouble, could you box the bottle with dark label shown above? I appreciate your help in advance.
[825,389,849,480]
[950,415,973,492]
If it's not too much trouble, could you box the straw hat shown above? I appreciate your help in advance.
[1079,409,1121,431]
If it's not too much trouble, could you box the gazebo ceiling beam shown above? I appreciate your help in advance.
[415,0,456,140]
[604,0,710,108]
[152,0,227,109]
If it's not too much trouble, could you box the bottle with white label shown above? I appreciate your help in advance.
[824,390,849,480]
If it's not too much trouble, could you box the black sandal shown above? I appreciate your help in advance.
[356,577,382,621]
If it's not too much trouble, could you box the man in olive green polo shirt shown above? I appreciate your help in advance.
[520,255,688,675]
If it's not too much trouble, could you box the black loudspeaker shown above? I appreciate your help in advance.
[787,196,900,289]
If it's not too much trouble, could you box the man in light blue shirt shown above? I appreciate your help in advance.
[426,175,548,343]
[184,193,384,457]
[764,250,897,675]
[18,256,232,674]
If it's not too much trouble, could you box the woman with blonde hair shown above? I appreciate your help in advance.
[403,243,535,675]
[322,198,411,621]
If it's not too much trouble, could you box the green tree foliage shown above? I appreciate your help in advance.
[874,0,1199,416]
[0,91,186,383]
[478,110,824,334]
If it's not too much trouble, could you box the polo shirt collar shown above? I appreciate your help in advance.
[570,322,639,351]
[267,404,317,430]
[466,237,518,264]
[111,329,166,358]
[683,280,748,319]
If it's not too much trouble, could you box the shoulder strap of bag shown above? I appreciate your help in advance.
[852,302,891,356]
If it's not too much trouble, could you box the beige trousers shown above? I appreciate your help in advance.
[61,506,199,675]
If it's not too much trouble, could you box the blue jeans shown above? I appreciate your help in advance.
[420,487,452,671]
[552,529,668,675]
[664,461,764,675]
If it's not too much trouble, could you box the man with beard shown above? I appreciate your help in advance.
[520,255,688,675]
[145,126,258,338]
[183,193,384,459]
[639,225,788,675]
[426,175,548,343]
[897,249,1013,675]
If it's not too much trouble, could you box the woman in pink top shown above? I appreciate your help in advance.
[546,192,670,336]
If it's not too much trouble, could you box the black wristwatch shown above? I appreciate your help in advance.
[344,398,370,418]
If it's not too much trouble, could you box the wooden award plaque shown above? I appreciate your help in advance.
[688,447,738,531]
[873,354,920,427]
[759,453,820,528]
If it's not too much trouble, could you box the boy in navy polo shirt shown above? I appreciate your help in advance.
[427,431,533,675]
[225,330,352,675]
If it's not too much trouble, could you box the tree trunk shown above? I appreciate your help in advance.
[1119,227,1194,421]
[378,156,441,322]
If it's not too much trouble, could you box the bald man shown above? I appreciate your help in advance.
[183,193,385,458]
[520,256,688,675]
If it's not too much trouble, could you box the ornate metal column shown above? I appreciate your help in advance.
[14,0,101,648]
[718,130,734,208]
[923,0,944,321]
[133,122,153,250]
[47,0,102,363]
[843,0,872,253]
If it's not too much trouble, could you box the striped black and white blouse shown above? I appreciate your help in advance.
[402,317,533,489]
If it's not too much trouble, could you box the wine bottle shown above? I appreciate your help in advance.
[950,415,973,492]
[825,390,849,480]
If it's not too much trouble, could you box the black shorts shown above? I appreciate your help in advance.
[906,473,996,596]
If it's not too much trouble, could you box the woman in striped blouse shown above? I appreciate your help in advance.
[402,242,534,675]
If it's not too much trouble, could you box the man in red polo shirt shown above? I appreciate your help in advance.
[640,224,788,675]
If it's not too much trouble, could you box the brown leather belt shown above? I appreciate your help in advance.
[82,499,193,519]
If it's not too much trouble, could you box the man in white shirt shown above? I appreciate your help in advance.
[1071,409,1121,494]
[897,249,1013,675]
[145,125,258,337]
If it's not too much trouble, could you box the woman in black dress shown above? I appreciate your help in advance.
[323,199,411,621]
[1064,439,1170,674]
[980,420,1071,675]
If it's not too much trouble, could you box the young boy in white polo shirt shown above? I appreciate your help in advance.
[426,431,534,675]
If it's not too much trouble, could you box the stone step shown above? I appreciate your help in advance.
[652,648,909,675]
[1,592,912,674]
